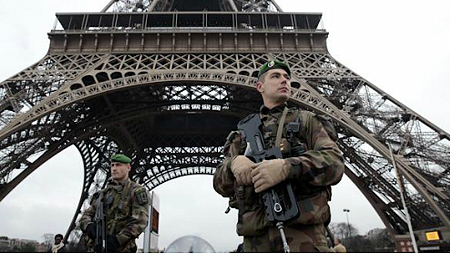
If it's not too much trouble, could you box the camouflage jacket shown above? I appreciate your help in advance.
[213,105,345,236]
[79,178,149,252]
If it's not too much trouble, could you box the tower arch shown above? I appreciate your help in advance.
[0,0,449,247]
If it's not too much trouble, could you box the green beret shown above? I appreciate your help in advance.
[111,154,132,163]
[258,60,291,78]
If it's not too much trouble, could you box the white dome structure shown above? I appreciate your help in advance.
[165,235,215,253]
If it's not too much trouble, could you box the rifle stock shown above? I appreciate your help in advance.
[94,192,107,252]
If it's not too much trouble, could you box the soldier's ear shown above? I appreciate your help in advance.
[256,81,264,93]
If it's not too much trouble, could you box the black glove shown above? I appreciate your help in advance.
[93,243,103,253]
[85,223,97,240]
[106,235,120,252]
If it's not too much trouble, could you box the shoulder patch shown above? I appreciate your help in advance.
[135,188,149,205]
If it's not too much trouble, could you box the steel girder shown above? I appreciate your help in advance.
[1,51,449,242]
[101,0,282,12]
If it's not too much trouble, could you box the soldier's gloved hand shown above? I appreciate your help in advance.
[106,235,120,252]
[93,243,103,253]
[231,155,255,185]
[85,223,97,240]
[251,159,290,193]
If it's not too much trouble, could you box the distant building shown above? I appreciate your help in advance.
[37,242,48,252]
[0,236,46,252]
[0,236,10,252]
[10,238,40,251]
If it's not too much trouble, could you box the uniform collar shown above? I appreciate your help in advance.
[108,177,131,187]
[259,103,287,115]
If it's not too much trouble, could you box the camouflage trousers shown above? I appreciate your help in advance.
[85,236,137,252]
[85,245,137,253]
[243,223,333,252]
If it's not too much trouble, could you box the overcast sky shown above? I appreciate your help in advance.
[0,0,449,252]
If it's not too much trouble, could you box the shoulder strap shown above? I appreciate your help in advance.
[275,107,289,148]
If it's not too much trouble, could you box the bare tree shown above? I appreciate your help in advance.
[329,222,358,242]
[367,228,395,251]
[328,225,395,252]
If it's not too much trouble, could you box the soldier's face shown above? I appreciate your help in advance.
[256,69,291,108]
[110,162,131,182]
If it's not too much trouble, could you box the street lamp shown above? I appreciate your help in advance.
[343,209,351,239]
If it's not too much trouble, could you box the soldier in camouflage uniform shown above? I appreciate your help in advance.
[79,154,149,252]
[213,61,345,252]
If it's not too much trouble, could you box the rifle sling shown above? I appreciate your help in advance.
[275,107,289,148]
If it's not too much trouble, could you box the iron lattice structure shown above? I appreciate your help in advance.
[0,0,449,244]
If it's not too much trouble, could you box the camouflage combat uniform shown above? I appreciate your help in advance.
[213,104,345,252]
[79,178,149,252]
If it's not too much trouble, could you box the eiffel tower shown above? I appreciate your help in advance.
[0,0,449,246]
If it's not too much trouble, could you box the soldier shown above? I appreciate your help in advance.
[79,154,149,252]
[213,60,345,252]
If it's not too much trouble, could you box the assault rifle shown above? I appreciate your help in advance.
[93,192,107,252]
[238,113,299,253]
